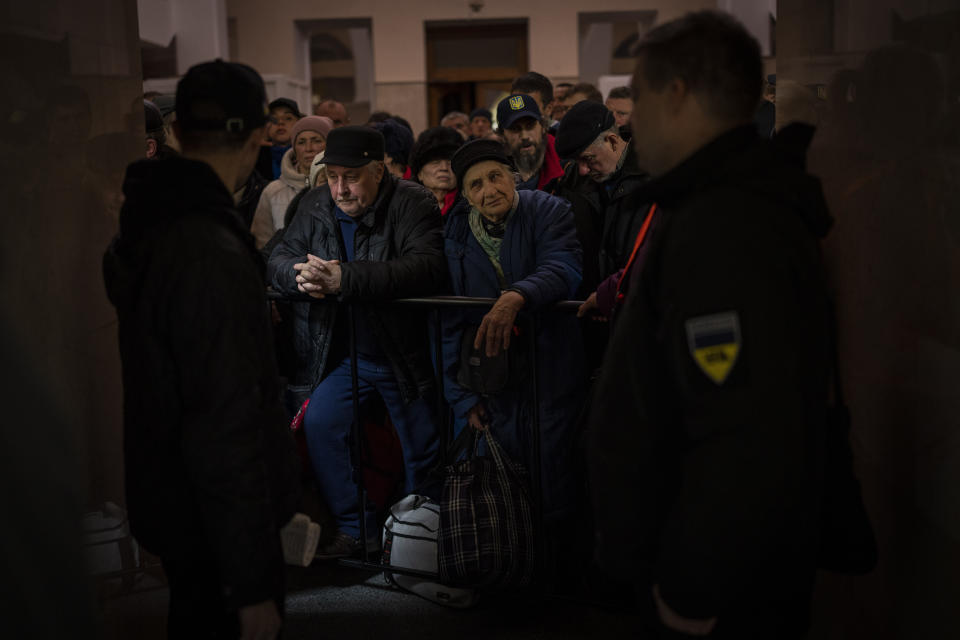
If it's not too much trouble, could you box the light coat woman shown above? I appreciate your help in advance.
[252,116,333,247]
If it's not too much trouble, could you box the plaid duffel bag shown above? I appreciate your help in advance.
[438,429,535,589]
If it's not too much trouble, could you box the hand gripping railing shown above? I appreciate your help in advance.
[267,292,584,583]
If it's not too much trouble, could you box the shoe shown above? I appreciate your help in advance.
[314,531,380,561]
[280,513,321,567]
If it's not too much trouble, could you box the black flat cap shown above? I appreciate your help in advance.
[324,125,385,167]
[451,138,514,187]
[555,101,617,159]
[176,59,268,133]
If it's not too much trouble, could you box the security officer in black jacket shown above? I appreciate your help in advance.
[587,12,835,638]
[104,61,300,639]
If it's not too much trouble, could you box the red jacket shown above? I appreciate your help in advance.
[441,190,457,216]
[537,134,565,191]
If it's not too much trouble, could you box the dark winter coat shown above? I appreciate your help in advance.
[442,189,585,518]
[548,144,651,296]
[267,174,446,401]
[103,156,300,610]
[587,125,833,634]
[236,168,267,229]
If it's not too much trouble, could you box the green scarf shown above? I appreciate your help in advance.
[469,207,505,287]
[468,193,518,288]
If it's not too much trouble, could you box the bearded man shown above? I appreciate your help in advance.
[495,94,563,192]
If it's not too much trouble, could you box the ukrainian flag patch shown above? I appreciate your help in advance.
[509,95,525,110]
[685,311,741,385]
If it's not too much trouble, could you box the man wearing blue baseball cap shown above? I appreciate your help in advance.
[104,60,301,639]
[495,93,564,192]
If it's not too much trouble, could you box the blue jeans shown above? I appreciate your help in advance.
[303,357,439,539]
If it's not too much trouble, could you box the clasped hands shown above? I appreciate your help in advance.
[293,254,342,299]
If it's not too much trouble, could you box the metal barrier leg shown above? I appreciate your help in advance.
[433,307,450,464]
[347,303,369,563]
[527,315,545,585]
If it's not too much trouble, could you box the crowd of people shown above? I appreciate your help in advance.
[111,9,867,640]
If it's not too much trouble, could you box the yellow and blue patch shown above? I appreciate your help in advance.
[685,311,741,385]
[509,95,525,111]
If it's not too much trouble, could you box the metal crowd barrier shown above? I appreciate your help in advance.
[267,292,585,583]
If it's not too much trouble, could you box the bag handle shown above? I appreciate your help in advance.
[446,423,480,462]
[481,429,531,501]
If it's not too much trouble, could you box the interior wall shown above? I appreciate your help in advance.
[226,0,715,131]
[778,1,960,638]
[717,0,776,56]
[228,0,714,82]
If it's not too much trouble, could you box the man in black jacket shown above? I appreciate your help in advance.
[104,61,300,639]
[268,126,446,558]
[553,100,651,297]
[551,101,652,370]
[587,12,834,639]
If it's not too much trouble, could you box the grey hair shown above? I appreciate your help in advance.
[587,125,621,151]
[441,111,469,125]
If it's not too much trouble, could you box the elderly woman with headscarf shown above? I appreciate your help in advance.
[440,139,586,574]
[252,115,333,247]
[410,126,464,215]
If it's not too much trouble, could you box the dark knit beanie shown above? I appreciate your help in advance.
[450,138,514,187]
[469,107,493,122]
[371,118,415,167]
[409,126,464,179]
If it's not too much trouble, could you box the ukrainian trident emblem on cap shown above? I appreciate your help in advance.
[509,95,525,110]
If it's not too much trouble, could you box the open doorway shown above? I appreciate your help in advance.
[426,19,528,128]
[296,18,374,124]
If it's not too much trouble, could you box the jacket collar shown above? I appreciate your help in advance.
[279,147,307,189]
[637,123,833,239]
[617,144,645,181]
[536,134,565,190]
[603,145,647,201]
[638,124,758,205]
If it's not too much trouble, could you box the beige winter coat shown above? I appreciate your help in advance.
[251,147,308,248]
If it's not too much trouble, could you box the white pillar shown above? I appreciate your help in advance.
[172,0,229,72]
